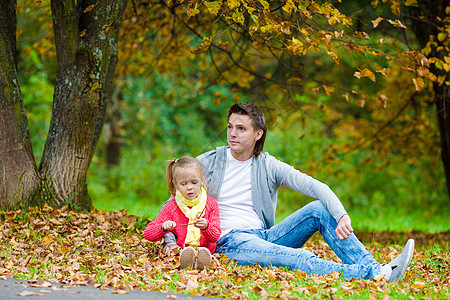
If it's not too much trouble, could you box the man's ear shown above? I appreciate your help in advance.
[255,129,263,141]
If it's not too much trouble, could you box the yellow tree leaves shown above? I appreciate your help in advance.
[354,69,376,82]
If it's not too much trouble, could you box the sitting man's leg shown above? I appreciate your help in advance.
[216,201,414,281]
[266,200,375,266]
[216,228,380,279]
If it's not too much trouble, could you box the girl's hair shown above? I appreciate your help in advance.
[166,156,204,195]
[228,102,267,156]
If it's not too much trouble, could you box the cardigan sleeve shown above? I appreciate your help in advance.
[268,154,347,222]
[200,196,221,243]
[143,200,177,242]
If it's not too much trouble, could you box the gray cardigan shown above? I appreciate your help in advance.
[197,146,347,229]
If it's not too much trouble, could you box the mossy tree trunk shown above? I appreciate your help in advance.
[0,0,40,210]
[0,0,128,210]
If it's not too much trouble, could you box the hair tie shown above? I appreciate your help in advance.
[174,158,178,163]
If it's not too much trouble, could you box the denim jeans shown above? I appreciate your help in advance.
[216,201,381,279]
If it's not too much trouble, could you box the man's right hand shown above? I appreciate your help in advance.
[335,214,353,240]
[162,220,176,231]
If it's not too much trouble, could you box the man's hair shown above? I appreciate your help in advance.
[228,102,267,156]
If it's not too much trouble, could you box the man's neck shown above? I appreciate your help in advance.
[230,149,253,161]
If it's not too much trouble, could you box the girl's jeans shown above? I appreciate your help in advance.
[216,201,381,279]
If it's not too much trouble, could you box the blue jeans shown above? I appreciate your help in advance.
[216,201,381,279]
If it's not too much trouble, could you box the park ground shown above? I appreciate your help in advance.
[0,206,448,299]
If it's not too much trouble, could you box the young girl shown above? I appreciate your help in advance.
[143,157,221,269]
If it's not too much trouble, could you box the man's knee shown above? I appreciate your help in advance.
[303,200,327,214]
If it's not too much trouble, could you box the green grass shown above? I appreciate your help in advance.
[93,193,450,234]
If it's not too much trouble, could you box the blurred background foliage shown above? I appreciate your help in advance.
[16,0,448,233]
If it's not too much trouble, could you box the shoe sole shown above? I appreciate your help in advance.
[179,246,196,269]
[196,247,212,270]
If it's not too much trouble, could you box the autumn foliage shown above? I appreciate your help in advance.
[0,206,447,298]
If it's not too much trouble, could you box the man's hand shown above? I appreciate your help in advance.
[194,218,208,230]
[162,220,176,231]
[335,214,353,240]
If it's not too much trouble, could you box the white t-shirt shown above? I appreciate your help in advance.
[218,149,264,236]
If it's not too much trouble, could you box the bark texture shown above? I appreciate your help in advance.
[38,0,128,210]
[0,0,40,209]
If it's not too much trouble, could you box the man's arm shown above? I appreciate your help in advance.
[268,155,352,239]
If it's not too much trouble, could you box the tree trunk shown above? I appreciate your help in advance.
[409,0,450,200]
[0,0,40,209]
[38,0,128,210]
[435,84,450,201]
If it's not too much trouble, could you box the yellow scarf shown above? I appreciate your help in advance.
[175,186,207,247]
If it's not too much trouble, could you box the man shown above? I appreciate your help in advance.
[165,102,414,281]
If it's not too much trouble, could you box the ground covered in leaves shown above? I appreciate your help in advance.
[0,206,448,299]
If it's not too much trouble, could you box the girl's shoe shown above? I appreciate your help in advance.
[179,246,196,269]
[196,247,212,270]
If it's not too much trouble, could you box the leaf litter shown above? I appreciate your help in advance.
[0,205,448,299]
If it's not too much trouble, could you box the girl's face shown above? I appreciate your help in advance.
[173,167,204,200]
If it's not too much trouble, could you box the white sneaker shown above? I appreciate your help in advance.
[388,239,415,282]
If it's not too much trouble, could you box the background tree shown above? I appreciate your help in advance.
[0,0,127,210]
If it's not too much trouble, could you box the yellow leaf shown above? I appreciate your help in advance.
[411,281,426,289]
[292,37,303,46]
[356,68,376,82]
[417,66,430,77]
[322,85,335,95]
[138,257,147,264]
[438,75,446,86]
[372,17,383,28]
[283,0,295,14]
[443,63,450,72]
[228,0,240,10]
[355,31,370,40]
[437,32,447,42]
[83,4,95,13]
[42,236,53,246]
[446,6,450,14]
[413,77,425,91]
[387,19,407,29]
[373,274,385,281]
[327,51,339,64]
[342,92,349,102]
[405,0,418,6]
[92,82,100,91]
[260,0,269,10]
[204,1,222,15]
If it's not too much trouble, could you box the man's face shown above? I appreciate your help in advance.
[227,113,263,161]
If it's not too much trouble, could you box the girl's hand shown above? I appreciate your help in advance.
[162,221,176,231]
[194,218,208,230]
[166,244,180,254]
[335,214,353,240]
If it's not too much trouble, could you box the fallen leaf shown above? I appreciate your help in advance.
[16,290,45,296]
